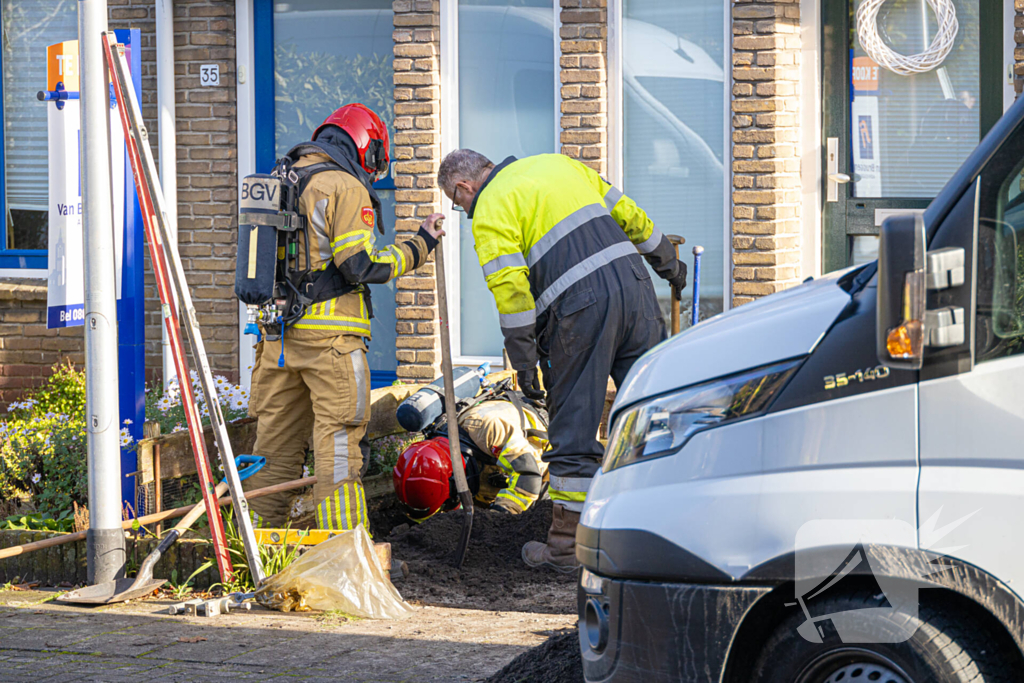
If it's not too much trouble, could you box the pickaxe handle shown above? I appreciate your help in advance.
[666,234,685,335]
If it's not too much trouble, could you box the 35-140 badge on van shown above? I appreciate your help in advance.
[824,366,890,391]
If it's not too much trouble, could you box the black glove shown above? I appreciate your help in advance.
[488,503,513,514]
[517,365,545,401]
[668,260,688,299]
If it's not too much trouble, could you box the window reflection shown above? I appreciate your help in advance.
[273,0,398,372]
[623,5,725,325]
[458,0,555,357]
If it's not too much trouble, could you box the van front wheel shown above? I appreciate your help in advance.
[751,592,1016,683]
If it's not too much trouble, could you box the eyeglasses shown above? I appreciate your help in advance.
[452,184,467,213]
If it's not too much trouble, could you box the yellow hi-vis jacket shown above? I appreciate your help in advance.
[284,152,435,340]
[466,154,678,369]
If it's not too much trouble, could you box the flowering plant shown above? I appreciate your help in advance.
[145,371,250,436]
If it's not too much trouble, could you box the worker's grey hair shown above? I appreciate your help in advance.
[438,149,493,195]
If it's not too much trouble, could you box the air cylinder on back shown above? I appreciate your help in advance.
[235,173,282,306]
[396,364,489,433]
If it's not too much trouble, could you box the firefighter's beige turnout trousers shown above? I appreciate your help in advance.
[244,334,371,531]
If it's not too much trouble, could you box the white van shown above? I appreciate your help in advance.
[576,83,1024,682]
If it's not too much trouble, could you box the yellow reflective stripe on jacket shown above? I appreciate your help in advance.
[496,489,532,511]
[550,490,587,502]
[366,242,409,277]
[332,230,369,255]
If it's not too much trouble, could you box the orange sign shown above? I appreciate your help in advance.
[851,56,879,92]
[47,40,79,92]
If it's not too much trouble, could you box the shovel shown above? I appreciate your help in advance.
[57,456,266,605]
[432,217,474,569]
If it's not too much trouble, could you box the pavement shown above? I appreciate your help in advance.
[0,588,576,682]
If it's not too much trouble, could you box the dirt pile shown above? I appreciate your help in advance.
[485,630,584,683]
[383,500,577,613]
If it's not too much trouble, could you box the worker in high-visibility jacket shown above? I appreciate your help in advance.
[244,104,444,531]
[436,150,687,572]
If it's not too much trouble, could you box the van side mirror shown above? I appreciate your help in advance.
[877,213,926,369]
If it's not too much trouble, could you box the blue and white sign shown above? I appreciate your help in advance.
[45,41,129,329]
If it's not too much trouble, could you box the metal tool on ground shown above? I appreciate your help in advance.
[432,216,474,569]
[103,32,265,586]
[169,593,254,617]
[691,246,704,328]
[667,234,685,335]
[56,456,266,605]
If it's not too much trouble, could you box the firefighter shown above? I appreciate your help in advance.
[393,387,549,519]
[436,150,687,572]
[243,104,444,531]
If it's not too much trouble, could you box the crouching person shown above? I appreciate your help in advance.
[393,387,549,520]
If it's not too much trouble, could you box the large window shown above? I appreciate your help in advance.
[1,0,78,269]
[447,0,557,360]
[618,0,726,322]
[271,0,398,373]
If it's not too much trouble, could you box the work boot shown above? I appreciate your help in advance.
[522,504,580,573]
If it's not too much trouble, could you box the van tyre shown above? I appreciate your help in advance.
[751,590,1016,683]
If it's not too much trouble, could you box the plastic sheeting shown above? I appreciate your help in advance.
[255,526,413,619]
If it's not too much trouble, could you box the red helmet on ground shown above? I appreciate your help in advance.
[313,103,390,179]
[393,437,461,520]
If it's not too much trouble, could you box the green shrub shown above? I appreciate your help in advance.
[0,363,93,515]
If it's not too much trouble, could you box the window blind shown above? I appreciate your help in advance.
[3,0,78,212]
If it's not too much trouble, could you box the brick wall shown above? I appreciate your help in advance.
[0,281,84,410]
[392,0,442,381]
[560,0,607,174]
[730,0,801,307]
[0,0,241,405]
[109,0,240,382]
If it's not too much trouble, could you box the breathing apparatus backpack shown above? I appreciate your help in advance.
[235,147,376,344]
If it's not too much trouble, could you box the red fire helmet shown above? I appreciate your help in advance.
[393,437,462,520]
[313,103,390,179]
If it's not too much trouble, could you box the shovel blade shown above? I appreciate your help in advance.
[452,494,475,569]
[57,578,166,605]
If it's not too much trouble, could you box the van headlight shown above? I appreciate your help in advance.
[602,359,802,473]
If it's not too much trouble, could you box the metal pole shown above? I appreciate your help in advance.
[691,246,704,328]
[155,0,178,391]
[79,0,125,585]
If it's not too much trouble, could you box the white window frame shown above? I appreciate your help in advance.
[236,0,257,389]
[607,0,734,312]
[440,0,562,367]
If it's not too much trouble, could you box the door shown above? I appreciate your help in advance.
[821,0,1003,272]
[918,113,1024,593]
[254,0,400,385]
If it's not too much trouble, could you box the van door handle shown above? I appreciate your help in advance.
[828,173,851,184]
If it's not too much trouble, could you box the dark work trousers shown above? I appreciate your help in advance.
[537,254,666,512]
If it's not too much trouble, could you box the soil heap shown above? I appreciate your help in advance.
[384,499,577,613]
[485,630,584,683]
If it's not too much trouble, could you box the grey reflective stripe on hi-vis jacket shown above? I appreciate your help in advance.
[635,225,664,255]
[482,252,528,278]
[536,242,636,314]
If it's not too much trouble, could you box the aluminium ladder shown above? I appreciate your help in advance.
[102,32,266,585]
